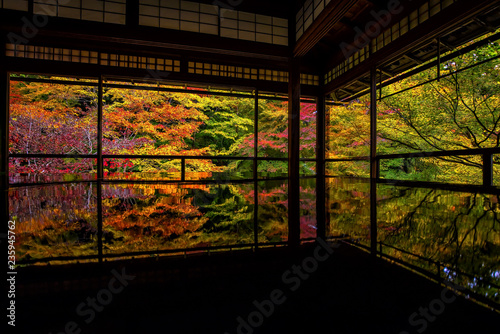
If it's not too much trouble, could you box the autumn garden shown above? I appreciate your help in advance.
[9,36,500,183]
[8,35,500,304]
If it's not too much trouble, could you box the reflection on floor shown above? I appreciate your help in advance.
[10,177,500,332]
[16,242,499,333]
[10,178,319,264]
[327,177,500,307]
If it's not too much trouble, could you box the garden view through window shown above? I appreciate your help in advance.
[7,31,500,309]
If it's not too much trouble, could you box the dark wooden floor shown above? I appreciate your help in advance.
[15,242,499,334]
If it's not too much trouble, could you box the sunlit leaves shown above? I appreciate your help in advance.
[326,100,370,159]
[9,82,98,175]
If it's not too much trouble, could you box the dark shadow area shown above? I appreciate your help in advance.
[16,241,499,334]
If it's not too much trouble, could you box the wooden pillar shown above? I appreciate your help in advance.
[370,67,378,257]
[28,0,34,14]
[370,178,378,257]
[126,0,139,27]
[316,94,326,240]
[97,180,103,263]
[288,57,301,248]
[254,90,259,179]
[483,153,493,187]
[370,66,378,179]
[97,76,103,180]
[254,91,259,249]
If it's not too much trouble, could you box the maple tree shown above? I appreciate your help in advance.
[9,80,320,180]
[102,88,218,177]
[326,98,370,177]
[9,80,98,179]
[191,94,254,156]
[325,39,500,184]
[10,33,500,259]
[9,84,320,261]
[239,100,317,175]
[9,82,256,179]
[377,41,500,183]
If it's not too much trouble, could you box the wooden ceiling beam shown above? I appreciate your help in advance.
[3,56,322,96]
[324,0,500,95]
[378,68,394,77]
[355,79,370,87]
[0,11,289,65]
[438,39,455,50]
[403,54,424,65]
[474,17,497,32]
[294,0,358,57]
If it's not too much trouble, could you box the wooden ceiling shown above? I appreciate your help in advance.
[2,0,500,98]
[293,0,500,99]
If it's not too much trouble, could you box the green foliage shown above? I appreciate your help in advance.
[196,184,254,243]
[191,95,254,156]
[327,39,500,184]
[327,99,370,159]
